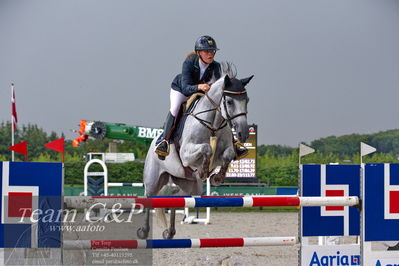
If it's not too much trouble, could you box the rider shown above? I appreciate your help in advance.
[155,35,248,160]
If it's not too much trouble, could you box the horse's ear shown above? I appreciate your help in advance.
[241,75,254,87]
[224,75,232,86]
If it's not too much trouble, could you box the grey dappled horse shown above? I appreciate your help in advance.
[137,64,253,239]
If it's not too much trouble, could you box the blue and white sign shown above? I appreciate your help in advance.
[301,245,360,266]
[364,163,399,241]
[302,164,360,236]
[362,163,399,265]
[0,161,63,248]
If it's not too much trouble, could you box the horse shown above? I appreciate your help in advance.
[137,63,253,239]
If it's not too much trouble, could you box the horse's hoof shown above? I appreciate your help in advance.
[210,174,224,186]
[162,229,176,239]
[199,170,209,181]
[387,243,399,250]
[170,187,180,195]
[137,227,149,239]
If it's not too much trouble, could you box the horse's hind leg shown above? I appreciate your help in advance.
[160,177,203,239]
[162,209,176,239]
[137,208,151,239]
[137,158,169,239]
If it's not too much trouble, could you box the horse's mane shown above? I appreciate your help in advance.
[209,61,237,86]
[220,61,237,78]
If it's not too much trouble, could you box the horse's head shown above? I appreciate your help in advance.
[221,74,254,143]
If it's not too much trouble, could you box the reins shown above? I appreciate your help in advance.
[185,90,247,136]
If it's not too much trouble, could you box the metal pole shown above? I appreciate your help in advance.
[11,84,14,161]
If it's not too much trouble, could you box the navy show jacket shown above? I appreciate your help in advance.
[171,54,221,97]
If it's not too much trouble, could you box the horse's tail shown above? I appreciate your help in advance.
[154,184,170,228]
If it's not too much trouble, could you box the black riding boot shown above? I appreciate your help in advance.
[155,112,176,160]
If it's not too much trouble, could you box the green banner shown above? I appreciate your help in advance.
[210,186,276,196]
[64,186,297,196]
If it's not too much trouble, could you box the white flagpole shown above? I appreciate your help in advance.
[11,83,15,161]
[299,143,315,165]
[360,142,376,165]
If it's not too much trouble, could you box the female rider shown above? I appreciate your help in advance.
[155,35,247,160]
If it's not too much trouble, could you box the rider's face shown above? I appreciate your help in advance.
[198,50,216,65]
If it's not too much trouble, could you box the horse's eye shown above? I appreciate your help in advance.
[227,100,233,105]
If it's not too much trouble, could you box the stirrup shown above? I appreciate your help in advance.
[154,139,170,157]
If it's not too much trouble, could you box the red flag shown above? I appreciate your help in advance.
[8,141,28,161]
[11,83,17,131]
[45,138,64,153]
[45,138,65,162]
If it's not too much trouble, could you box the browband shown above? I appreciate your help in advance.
[223,89,247,95]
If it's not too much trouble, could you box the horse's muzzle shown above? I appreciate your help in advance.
[236,124,249,143]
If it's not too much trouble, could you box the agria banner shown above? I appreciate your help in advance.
[0,161,63,248]
[301,164,360,237]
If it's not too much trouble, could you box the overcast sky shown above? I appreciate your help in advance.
[1,1,398,146]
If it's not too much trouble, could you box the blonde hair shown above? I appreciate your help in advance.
[186,51,197,59]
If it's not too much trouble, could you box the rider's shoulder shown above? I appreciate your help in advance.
[184,53,199,64]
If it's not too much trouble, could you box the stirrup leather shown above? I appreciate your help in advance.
[155,139,170,157]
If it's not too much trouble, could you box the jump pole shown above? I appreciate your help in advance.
[64,196,359,209]
[63,236,298,250]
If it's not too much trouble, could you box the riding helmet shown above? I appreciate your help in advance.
[194,35,219,51]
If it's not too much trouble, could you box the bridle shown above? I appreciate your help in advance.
[186,90,247,136]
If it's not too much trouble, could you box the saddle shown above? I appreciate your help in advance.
[171,92,205,179]
[184,92,204,112]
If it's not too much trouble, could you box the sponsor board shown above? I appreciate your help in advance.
[372,258,399,266]
[362,163,399,265]
[0,161,63,248]
[302,164,360,236]
[301,245,360,266]
[138,127,163,139]
[364,164,399,241]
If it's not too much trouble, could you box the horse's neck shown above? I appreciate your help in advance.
[196,85,225,130]
[206,85,224,106]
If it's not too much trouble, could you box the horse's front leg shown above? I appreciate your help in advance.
[162,209,176,239]
[137,208,151,239]
[210,146,235,186]
[181,143,212,180]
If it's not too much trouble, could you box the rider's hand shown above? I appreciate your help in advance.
[197,84,211,92]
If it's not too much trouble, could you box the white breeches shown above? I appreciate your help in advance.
[169,89,188,117]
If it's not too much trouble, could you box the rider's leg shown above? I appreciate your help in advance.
[169,89,187,118]
[154,111,175,158]
[155,89,187,159]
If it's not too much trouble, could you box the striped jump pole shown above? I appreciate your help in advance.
[63,236,298,249]
[107,182,143,187]
[63,196,359,209]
